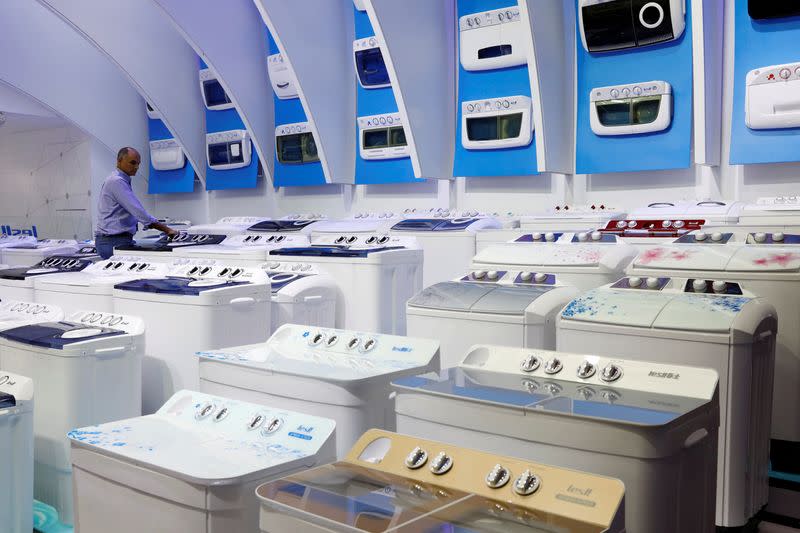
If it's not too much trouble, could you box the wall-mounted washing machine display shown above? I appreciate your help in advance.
[746,61,800,130]
[461,95,533,150]
[459,6,527,72]
[260,263,337,332]
[255,428,626,533]
[33,256,171,314]
[267,52,300,99]
[407,271,579,368]
[393,345,719,533]
[353,35,390,89]
[149,138,185,171]
[590,81,672,136]
[198,67,234,111]
[115,233,226,261]
[112,261,269,414]
[0,311,144,525]
[557,277,777,529]
[268,233,421,334]
[390,213,502,287]
[358,112,410,160]
[275,122,320,165]
[197,324,439,458]
[172,234,309,266]
[0,255,96,301]
[734,195,800,233]
[0,371,33,533]
[579,0,686,53]
[68,390,336,533]
[206,130,252,171]
[187,216,271,236]
[2,239,80,268]
[749,0,800,20]
[0,235,38,265]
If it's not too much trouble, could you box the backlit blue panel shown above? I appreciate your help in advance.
[147,117,195,194]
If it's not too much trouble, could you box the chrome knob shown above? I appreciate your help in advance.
[576,360,596,379]
[600,364,622,383]
[544,357,563,375]
[513,470,541,496]
[486,464,511,489]
[429,452,453,475]
[405,446,428,469]
[520,355,541,373]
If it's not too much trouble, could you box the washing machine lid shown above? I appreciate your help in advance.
[390,218,480,231]
[477,243,614,267]
[0,236,38,248]
[728,247,800,272]
[269,246,404,258]
[0,266,57,280]
[0,393,15,408]
[113,276,249,295]
[632,245,737,271]
[269,272,311,292]
[408,281,556,315]
[248,220,318,233]
[0,320,125,349]
[561,288,673,327]
[652,293,753,333]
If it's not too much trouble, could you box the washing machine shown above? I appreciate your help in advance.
[261,262,337,332]
[390,212,502,286]
[311,212,404,236]
[137,217,192,239]
[0,310,144,525]
[0,235,38,265]
[2,239,80,267]
[406,270,579,368]
[557,276,777,529]
[245,213,328,236]
[0,254,96,301]
[172,234,309,266]
[0,371,33,533]
[393,345,719,533]
[33,255,172,314]
[112,261,270,414]
[268,233,421,334]
[725,195,800,233]
[187,216,271,236]
[115,232,227,262]
[197,323,440,458]
[255,428,626,533]
[68,389,336,533]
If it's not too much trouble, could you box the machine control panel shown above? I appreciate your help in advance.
[0,300,62,322]
[600,218,704,237]
[70,311,144,334]
[311,233,415,248]
[684,279,744,295]
[166,233,226,247]
[514,232,564,243]
[748,232,800,244]
[612,276,669,290]
[169,262,268,284]
[674,231,733,244]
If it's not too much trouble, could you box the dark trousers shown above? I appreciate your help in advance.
[95,233,134,259]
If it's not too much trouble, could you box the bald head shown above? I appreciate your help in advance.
[116,147,141,176]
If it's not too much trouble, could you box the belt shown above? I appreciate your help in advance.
[96,232,134,239]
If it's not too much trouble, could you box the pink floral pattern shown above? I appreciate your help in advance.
[636,247,695,265]
[753,252,800,267]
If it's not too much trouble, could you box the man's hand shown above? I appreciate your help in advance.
[149,221,179,237]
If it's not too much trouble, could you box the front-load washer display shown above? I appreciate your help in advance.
[115,233,226,261]
[557,277,777,528]
[746,61,800,130]
[0,255,95,301]
[0,371,33,533]
[68,390,336,533]
[393,346,720,533]
[255,429,626,533]
[188,216,271,236]
[353,36,390,89]
[267,53,299,99]
[2,239,80,268]
[590,81,672,135]
[0,235,38,265]
[149,138,185,171]
[268,233,421,334]
[206,130,252,171]
[172,234,309,266]
[461,95,533,150]
[748,0,800,20]
[260,262,337,332]
[459,6,527,71]
[113,261,270,414]
[0,311,144,525]
[407,271,579,368]
[198,68,234,111]
[33,256,171,314]
[579,0,686,53]
[275,122,320,165]
[358,112,410,160]
[197,324,439,458]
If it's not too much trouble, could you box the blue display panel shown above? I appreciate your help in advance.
[453,0,538,178]
[574,0,693,174]
[730,4,800,165]
[147,117,195,194]
[267,32,327,187]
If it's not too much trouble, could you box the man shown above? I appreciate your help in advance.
[95,147,179,259]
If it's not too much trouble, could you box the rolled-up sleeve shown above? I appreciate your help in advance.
[107,177,157,227]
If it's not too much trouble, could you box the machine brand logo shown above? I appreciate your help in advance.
[392,346,413,353]
[567,484,593,497]
[296,425,314,433]
[288,432,313,441]
[649,371,680,380]
[1,224,38,237]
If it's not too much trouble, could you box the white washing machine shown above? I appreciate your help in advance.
[187,216,271,236]
[112,261,270,414]
[390,212,502,286]
[0,255,96,301]
[197,323,440,458]
[406,270,579,368]
[2,239,80,267]
[310,213,404,236]
[116,232,227,262]
[471,232,638,290]
[0,310,144,525]
[255,428,626,533]
[0,235,38,265]
[33,255,171,314]
[393,345,720,533]
[0,371,33,533]
[722,195,800,233]
[267,233,421,335]
[172,234,309,266]
[68,389,336,533]
[557,276,777,529]
[245,213,327,236]
[260,262,337,333]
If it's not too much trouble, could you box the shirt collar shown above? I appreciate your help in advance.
[114,168,132,184]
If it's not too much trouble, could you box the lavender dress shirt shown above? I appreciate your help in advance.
[95,169,157,236]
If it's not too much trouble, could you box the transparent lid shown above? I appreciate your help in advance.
[409,282,555,314]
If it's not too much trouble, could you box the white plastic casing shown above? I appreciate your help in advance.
[590,80,672,136]
[461,95,533,150]
[206,130,252,171]
[358,112,410,160]
[746,61,800,130]
[198,68,235,111]
[149,139,186,171]
[459,7,527,71]
[267,53,299,100]
[352,0,367,11]
[145,102,160,120]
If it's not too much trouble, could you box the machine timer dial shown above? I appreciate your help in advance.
[576,360,596,379]
[520,355,541,373]
[429,452,454,475]
[405,446,428,469]
[485,464,511,489]
[262,417,283,435]
[195,401,215,420]
[543,357,563,375]
[513,470,541,496]
[600,364,623,383]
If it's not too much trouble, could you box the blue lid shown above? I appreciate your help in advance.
[0,321,125,349]
[391,218,479,232]
[0,393,15,408]
[114,276,249,295]
[269,246,403,258]
[247,220,315,233]
[0,256,91,279]
[269,272,310,292]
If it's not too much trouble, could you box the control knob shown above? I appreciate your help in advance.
[576,360,596,379]
[513,470,541,496]
[486,464,511,489]
[531,232,543,241]
[486,270,499,280]
[692,279,708,293]
[591,231,603,241]
[543,357,563,375]
[694,232,708,241]
[405,446,428,469]
[628,276,643,288]
[711,232,724,242]
[774,232,785,242]
[712,280,728,293]
[520,354,541,373]
[600,364,622,383]
[262,417,283,435]
[577,232,589,242]
[545,232,556,242]
[673,220,685,228]
[519,271,533,281]
[429,452,454,475]
[753,232,767,243]
[534,272,548,283]
[646,277,661,289]
[472,270,487,279]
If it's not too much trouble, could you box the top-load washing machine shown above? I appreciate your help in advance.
[260,262,337,333]
[115,232,227,262]
[33,255,171,314]
[390,211,502,286]
[0,255,96,301]
[557,276,777,529]
[255,428,626,533]
[732,195,800,233]
[2,239,80,267]
[406,269,579,368]
[112,260,270,414]
[68,389,336,533]
[310,212,404,236]
[188,216,271,236]
[0,310,144,525]
[171,234,309,266]
[245,213,327,236]
[0,235,38,265]
[268,233,421,334]
[0,371,34,533]
[392,345,720,533]
[137,217,192,239]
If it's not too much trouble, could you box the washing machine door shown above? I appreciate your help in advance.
[0,321,124,349]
